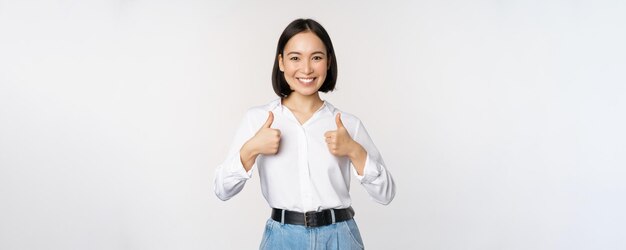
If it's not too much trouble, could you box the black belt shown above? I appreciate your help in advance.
[271,207,355,227]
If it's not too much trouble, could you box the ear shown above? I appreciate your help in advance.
[278,54,284,72]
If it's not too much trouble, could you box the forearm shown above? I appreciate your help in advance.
[240,141,258,172]
[352,144,396,205]
[348,142,367,175]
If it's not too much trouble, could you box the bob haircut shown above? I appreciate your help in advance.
[272,19,338,97]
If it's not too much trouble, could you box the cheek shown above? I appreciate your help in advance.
[317,66,328,78]
[317,61,329,74]
[283,64,298,76]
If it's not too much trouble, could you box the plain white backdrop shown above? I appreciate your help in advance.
[1,0,625,249]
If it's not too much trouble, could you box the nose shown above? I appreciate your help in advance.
[303,60,313,74]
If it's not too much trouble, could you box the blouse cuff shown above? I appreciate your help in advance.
[227,152,254,179]
[353,153,382,183]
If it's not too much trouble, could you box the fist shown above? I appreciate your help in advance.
[324,113,355,157]
[251,111,281,155]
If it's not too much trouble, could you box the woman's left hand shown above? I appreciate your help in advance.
[324,113,359,157]
[325,113,367,174]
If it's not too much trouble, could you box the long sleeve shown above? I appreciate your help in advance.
[214,111,255,201]
[351,120,396,205]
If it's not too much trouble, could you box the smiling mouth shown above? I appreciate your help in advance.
[297,77,316,84]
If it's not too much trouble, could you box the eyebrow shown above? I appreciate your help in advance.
[286,51,326,56]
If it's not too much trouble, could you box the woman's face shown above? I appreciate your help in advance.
[279,31,328,97]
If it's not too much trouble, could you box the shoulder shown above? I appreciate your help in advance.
[325,101,364,129]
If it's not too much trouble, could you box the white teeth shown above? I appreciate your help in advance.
[298,78,314,83]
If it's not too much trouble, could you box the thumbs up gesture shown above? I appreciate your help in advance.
[252,111,281,155]
[324,113,359,157]
[240,112,281,170]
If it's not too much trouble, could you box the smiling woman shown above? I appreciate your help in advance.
[214,19,395,250]
[271,19,338,99]
[278,32,329,98]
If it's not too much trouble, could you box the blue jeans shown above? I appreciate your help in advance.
[259,218,365,250]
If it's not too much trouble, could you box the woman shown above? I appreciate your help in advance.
[214,18,395,250]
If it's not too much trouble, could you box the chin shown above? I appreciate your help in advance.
[293,89,320,96]
[288,82,323,97]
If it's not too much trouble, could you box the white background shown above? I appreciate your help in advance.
[1,0,625,249]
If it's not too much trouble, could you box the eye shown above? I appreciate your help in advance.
[312,56,324,61]
[289,57,300,61]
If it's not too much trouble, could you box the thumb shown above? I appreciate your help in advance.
[335,113,345,129]
[262,111,274,128]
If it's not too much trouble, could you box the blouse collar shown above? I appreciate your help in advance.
[270,98,336,115]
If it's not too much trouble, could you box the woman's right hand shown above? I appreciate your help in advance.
[240,111,281,170]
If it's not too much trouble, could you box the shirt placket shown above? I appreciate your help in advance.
[297,125,313,211]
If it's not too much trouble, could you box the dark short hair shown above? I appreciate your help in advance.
[272,19,338,97]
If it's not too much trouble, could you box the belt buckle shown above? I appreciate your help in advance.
[304,211,315,227]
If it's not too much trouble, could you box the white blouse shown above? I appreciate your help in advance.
[214,99,395,212]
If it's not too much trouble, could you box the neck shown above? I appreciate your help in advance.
[282,92,323,113]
